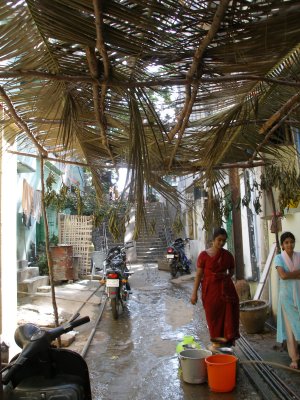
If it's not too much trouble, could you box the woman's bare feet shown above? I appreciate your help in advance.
[289,360,299,369]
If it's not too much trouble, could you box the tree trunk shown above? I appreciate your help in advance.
[40,157,60,344]
[229,168,244,280]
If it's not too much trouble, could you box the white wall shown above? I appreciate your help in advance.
[186,239,202,271]
[0,145,18,359]
[240,169,263,280]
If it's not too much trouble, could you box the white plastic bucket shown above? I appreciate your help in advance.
[179,349,212,384]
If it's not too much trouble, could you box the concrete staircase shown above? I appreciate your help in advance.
[135,202,173,263]
[91,203,174,264]
[17,264,49,297]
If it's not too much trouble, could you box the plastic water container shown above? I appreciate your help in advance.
[205,354,238,392]
[176,336,201,354]
[179,349,212,384]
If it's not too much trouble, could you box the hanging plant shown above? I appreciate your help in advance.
[44,174,72,212]
[253,196,262,214]
[74,187,83,215]
[108,207,120,240]
[202,195,224,232]
[107,206,126,241]
[260,165,300,214]
[57,183,69,211]
[223,195,233,219]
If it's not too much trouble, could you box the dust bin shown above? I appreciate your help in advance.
[179,349,212,384]
[205,354,238,392]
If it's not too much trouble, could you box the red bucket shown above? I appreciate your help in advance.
[205,354,238,392]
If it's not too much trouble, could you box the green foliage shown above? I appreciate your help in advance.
[202,197,223,232]
[37,254,48,276]
[43,168,131,241]
[50,234,59,246]
[44,174,70,212]
[202,164,300,230]
[107,204,128,241]
[260,165,300,213]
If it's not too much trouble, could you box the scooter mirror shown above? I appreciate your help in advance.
[14,323,41,349]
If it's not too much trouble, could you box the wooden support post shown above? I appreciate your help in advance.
[229,168,244,280]
[40,157,61,346]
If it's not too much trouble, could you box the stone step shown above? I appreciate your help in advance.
[136,244,166,249]
[133,202,173,263]
[136,251,166,256]
[136,236,165,241]
[139,238,168,242]
[17,267,40,283]
[18,276,49,297]
[17,259,28,269]
[137,244,165,250]
[136,252,166,259]
[37,285,51,293]
[137,252,165,259]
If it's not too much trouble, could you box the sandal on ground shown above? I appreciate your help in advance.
[211,337,228,344]
[207,344,221,354]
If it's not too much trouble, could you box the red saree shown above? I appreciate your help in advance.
[197,248,240,343]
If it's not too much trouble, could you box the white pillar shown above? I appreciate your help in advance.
[0,139,18,359]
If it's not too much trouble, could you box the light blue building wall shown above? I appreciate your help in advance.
[16,156,64,264]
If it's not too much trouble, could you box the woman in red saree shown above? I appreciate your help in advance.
[191,228,240,351]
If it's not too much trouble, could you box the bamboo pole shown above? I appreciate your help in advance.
[268,188,281,254]
[7,150,90,168]
[0,71,299,89]
[40,157,60,344]
[248,104,300,164]
[229,168,245,280]
[7,148,266,173]
[168,0,231,142]
[259,92,300,135]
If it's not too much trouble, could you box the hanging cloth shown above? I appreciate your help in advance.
[22,179,34,226]
[33,190,42,223]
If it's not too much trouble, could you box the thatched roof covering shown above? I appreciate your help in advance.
[1,0,300,202]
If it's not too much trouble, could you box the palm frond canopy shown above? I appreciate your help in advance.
[0,0,300,199]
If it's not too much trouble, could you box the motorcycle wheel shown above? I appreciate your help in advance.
[178,262,185,275]
[111,298,119,320]
[170,262,177,278]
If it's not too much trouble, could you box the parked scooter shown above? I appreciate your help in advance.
[103,242,133,320]
[166,238,191,278]
[1,315,92,399]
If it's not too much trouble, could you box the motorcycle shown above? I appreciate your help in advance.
[103,242,133,320]
[1,314,92,399]
[166,238,191,278]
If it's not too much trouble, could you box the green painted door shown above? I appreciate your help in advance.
[226,212,234,256]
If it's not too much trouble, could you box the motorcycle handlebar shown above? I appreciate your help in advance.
[2,360,24,384]
[49,316,90,341]
[69,315,90,329]
[2,316,90,385]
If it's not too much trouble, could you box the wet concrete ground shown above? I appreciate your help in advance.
[16,263,300,399]
[85,263,262,400]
